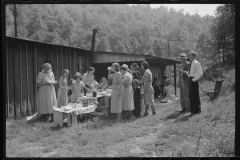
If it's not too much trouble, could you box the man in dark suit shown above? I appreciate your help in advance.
[187,51,203,115]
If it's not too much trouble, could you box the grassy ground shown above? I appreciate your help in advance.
[6,69,235,157]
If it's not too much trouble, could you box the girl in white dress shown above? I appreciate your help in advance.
[71,72,90,103]
[57,69,70,108]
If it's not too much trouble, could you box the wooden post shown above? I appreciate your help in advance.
[51,50,53,65]
[6,40,9,118]
[34,45,37,113]
[12,42,16,119]
[66,49,68,78]
[174,64,177,96]
[74,51,76,73]
[19,43,22,116]
[26,43,29,116]
[14,4,18,37]
[162,66,166,96]
[61,47,63,72]
[69,49,71,78]
[90,29,98,66]
[56,47,58,81]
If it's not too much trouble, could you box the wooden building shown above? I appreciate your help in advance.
[93,51,180,96]
[5,36,92,118]
[4,36,180,118]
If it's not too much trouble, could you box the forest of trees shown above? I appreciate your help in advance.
[6,4,235,66]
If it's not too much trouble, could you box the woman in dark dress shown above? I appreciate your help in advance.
[131,63,142,118]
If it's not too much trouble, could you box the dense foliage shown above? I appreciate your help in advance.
[6,4,216,60]
[210,4,235,64]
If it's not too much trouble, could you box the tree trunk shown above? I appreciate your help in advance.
[222,37,225,64]
[14,4,17,37]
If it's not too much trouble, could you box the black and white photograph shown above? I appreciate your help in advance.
[4,3,235,157]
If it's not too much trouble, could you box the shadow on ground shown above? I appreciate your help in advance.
[165,112,182,119]
[174,114,193,123]
[49,125,62,131]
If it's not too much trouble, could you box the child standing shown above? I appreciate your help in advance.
[68,79,75,103]
[163,75,170,98]
[98,77,110,91]
[57,69,69,108]
[71,72,89,103]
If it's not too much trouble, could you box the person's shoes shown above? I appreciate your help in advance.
[129,116,136,121]
[143,112,149,117]
[179,109,187,113]
[152,112,156,116]
[47,115,52,122]
[190,113,195,116]
[196,111,201,114]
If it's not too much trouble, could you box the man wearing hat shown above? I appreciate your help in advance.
[187,51,203,115]
[177,53,191,113]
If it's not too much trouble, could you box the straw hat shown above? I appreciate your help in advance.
[179,53,188,59]
[188,51,197,56]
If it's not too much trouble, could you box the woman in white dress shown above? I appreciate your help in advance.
[108,63,123,121]
[120,64,135,120]
[36,63,57,122]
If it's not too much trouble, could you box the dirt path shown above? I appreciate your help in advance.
[105,121,174,157]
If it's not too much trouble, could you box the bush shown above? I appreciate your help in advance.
[201,62,235,94]
[202,63,224,81]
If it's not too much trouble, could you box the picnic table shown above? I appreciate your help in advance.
[53,89,112,127]
[53,104,97,127]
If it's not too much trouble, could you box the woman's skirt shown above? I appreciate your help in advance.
[111,86,122,113]
[144,85,155,106]
[57,87,68,108]
[38,85,57,114]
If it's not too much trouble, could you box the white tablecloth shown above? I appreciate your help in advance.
[53,104,97,115]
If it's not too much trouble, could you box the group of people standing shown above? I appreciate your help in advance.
[177,51,203,116]
[108,61,156,121]
[36,60,157,122]
[36,64,97,122]
[36,50,202,122]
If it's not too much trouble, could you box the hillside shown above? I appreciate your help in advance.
[6,66,235,157]
[6,4,214,59]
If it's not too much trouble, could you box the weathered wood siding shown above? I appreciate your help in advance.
[93,52,145,63]
[5,37,91,118]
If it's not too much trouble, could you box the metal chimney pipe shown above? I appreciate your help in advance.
[90,28,98,66]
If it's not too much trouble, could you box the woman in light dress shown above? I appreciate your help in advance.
[108,63,123,121]
[36,63,57,122]
[141,61,156,116]
[120,64,135,120]
[57,69,70,108]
